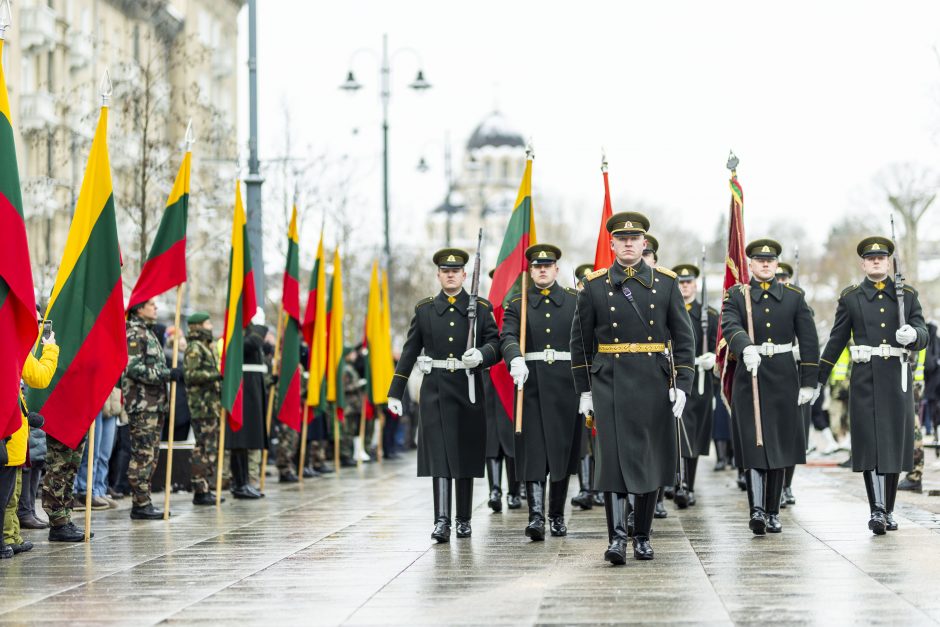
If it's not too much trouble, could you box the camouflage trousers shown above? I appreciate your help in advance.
[275,424,299,472]
[191,410,219,495]
[127,411,165,507]
[42,434,86,527]
[908,416,924,482]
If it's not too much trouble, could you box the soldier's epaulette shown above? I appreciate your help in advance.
[840,284,858,298]
[707,306,719,316]
[564,287,577,295]
[783,283,804,295]
[903,286,917,295]
[510,295,523,304]
[655,266,677,279]
[585,268,607,281]
[415,297,434,309]
[477,298,492,309]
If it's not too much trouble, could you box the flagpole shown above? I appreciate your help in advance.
[163,284,184,519]
[298,403,309,479]
[357,400,366,468]
[260,306,285,491]
[376,408,384,462]
[744,285,764,447]
[83,420,95,542]
[334,404,341,473]
[514,272,529,433]
[216,408,227,506]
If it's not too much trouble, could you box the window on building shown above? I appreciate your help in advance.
[501,158,510,180]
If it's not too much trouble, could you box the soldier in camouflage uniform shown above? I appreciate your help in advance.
[43,435,88,541]
[184,312,224,505]
[124,299,179,519]
[341,353,369,465]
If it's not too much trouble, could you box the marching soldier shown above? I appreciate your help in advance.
[775,262,804,508]
[721,239,819,535]
[571,212,695,564]
[183,312,224,505]
[570,263,604,510]
[671,264,718,508]
[817,236,928,535]
[500,244,582,540]
[485,268,521,513]
[387,249,501,543]
[124,298,179,520]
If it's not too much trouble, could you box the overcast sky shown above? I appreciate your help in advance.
[238,1,940,269]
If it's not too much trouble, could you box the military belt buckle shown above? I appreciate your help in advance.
[544,349,556,364]
[761,341,775,358]
[445,357,459,372]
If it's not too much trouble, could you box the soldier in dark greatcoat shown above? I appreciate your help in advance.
[387,249,501,543]
[720,239,819,535]
[500,244,582,540]
[817,236,928,535]
[570,212,695,564]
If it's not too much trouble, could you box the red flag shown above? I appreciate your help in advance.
[593,162,615,271]
[716,171,749,407]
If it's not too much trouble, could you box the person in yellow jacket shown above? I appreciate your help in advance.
[1,331,58,558]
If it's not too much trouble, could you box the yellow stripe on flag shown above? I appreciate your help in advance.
[46,107,113,314]
[326,247,344,402]
[0,41,11,123]
[224,181,247,347]
[166,151,191,206]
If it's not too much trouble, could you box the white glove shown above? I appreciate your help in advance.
[671,388,687,418]
[694,352,716,371]
[811,383,822,405]
[896,324,917,346]
[387,397,403,416]
[416,355,433,374]
[742,345,761,374]
[462,348,483,368]
[854,345,872,363]
[509,357,529,389]
[797,386,815,405]
[579,392,594,416]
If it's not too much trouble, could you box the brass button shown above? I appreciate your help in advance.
[449,307,455,311]
[450,321,455,326]
[766,322,771,327]
[880,308,885,313]
[609,292,614,296]
[613,322,618,328]
[650,304,655,309]
[652,289,657,294]
[614,338,619,342]
[610,306,616,311]
[615,354,620,359]
[655,278,660,282]
[881,322,886,328]
[448,337,454,342]
[545,313,551,318]
[878,294,883,300]
[544,299,549,304]
[763,294,768,300]
[650,321,654,326]
[648,336,653,341]
[765,308,770,313]
[546,328,551,333]
[449,353,454,357]
[546,344,551,349]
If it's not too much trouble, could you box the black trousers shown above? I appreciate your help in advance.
[231,448,250,487]
[17,461,44,519]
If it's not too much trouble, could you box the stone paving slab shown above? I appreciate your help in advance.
[1,454,939,625]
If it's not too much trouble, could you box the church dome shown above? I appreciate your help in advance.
[466,111,525,151]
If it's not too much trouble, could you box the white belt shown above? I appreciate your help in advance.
[851,345,908,362]
[524,350,571,364]
[755,342,793,356]
[430,358,470,372]
[242,364,268,373]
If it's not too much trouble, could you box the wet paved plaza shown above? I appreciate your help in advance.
[2,453,940,625]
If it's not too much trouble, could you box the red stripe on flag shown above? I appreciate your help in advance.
[40,282,128,449]
[242,269,257,321]
[593,170,614,271]
[282,273,301,322]
[229,384,244,432]
[0,301,33,439]
[0,192,36,321]
[276,368,302,431]
[127,238,187,310]
[489,235,532,306]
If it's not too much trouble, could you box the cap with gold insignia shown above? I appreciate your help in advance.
[606,211,650,236]
[432,248,470,268]
[775,262,794,278]
[575,263,594,279]
[643,234,659,256]
[856,236,893,258]
[671,263,699,282]
[525,243,562,266]
[187,311,210,325]
[745,238,782,259]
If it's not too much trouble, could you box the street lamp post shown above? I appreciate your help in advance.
[341,33,430,301]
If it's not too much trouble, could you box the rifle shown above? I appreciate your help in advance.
[793,245,800,285]
[666,340,691,491]
[698,246,708,395]
[466,228,483,404]
[891,216,915,393]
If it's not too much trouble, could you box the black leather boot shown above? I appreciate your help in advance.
[486,457,503,513]
[632,491,656,560]
[48,521,92,542]
[781,465,796,508]
[505,456,522,509]
[654,487,668,519]
[130,503,165,520]
[548,477,569,536]
[603,492,629,565]
[431,477,452,543]
[686,457,698,506]
[736,468,747,491]
[627,493,636,536]
[570,455,594,510]
[764,468,784,533]
[675,460,691,509]
[230,449,264,499]
[745,469,767,535]
[455,478,473,538]
[885,473,899,531]
[714,440,729,471]
[592,491,606,506]
[525,481,546,541]
[863,471,887,535]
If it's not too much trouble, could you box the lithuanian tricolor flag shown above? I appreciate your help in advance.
[302,232,328,411]
[487,152,536,417]
[276,206,302,431]
[0,38,38,439]
[221,182,257,431]
[363,262,394,409]
[593,160,615,271]
[127,150,190,309]
[25,105,127,449]
[326,248,345,419]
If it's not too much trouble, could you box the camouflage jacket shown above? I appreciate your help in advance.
[184,327,221,415]
[123,315,169,414]
[343,362,364,415]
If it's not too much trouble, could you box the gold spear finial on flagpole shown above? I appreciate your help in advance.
[0,0,13,40]
[525,138,534,160]
[184,118,195,151]
[100,69,113,107]
[601,147,608,173]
